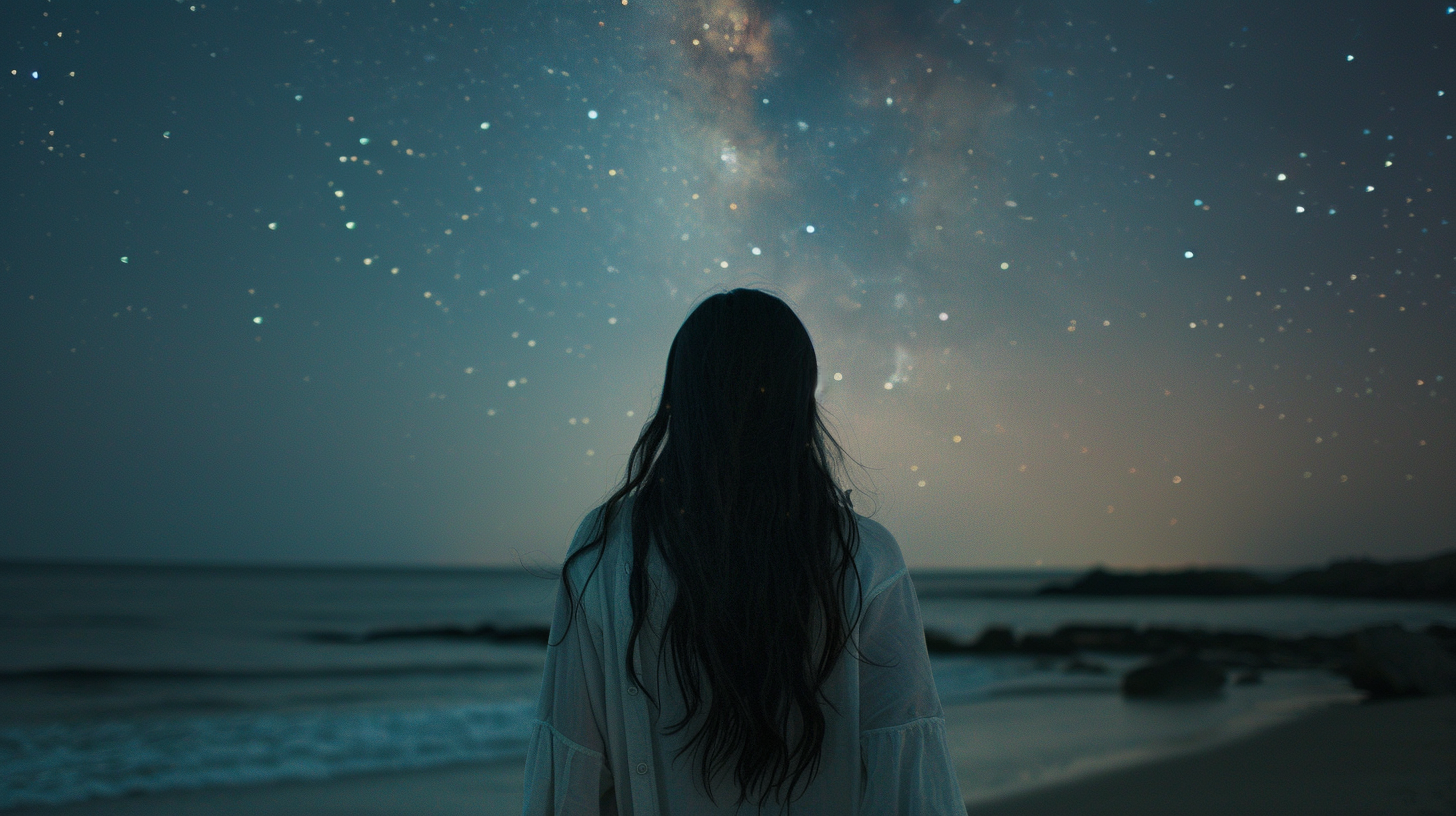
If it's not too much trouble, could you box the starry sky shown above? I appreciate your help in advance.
[3,0,1452,569]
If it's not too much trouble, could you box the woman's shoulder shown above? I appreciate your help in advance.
[851,513,909,601]
[561,499,633,591]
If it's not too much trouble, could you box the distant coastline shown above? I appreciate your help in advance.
[1038,550,1456,600]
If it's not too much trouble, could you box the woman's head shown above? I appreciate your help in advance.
[560,287,864,808]
[659,289,821,488]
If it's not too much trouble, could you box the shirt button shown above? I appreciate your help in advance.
[627,686,638,696]
[636,762,648,775]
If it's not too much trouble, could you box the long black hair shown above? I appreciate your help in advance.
[557,288,866,808]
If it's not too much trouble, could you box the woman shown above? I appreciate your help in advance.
[523,289,963,814]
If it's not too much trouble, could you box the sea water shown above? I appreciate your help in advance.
[2,563,1453,810]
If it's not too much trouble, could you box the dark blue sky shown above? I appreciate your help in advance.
[3,0,1452,568]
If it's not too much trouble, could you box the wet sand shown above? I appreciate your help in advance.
[965,695,1456,816]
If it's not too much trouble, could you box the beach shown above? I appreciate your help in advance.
[9,694,1450,815]
[966,695,1456,816]
[6,564,1453,814]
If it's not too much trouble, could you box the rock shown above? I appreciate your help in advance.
[308,622,551,645]
[1278,551,1456,599]
[1037,549,1456,600]
[1344,625,1456,698]
[924,629,969,654]
[969,625,1017,653]
[1121,655,1226,699]
[1423,623,1456,653]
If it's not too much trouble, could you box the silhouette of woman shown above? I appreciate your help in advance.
[524,289,963,814]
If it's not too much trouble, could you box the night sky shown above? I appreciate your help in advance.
[3,0,1452,569]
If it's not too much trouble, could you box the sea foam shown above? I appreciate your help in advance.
[0,700,535,809]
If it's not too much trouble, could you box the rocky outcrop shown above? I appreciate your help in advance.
[1038,549,1456,600]
[308,622,552,645]
[925,622,1456,699]
[1279,552,1456,599]
[922,623,1354,669]
[1121,655,1226,698]
[1344,626,1456,698]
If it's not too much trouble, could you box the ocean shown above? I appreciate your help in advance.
[3,562,1453,810]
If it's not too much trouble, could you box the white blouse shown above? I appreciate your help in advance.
[522,504,965,815]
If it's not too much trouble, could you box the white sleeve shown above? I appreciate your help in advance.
[857,570,965,815]
[522,542,614,816]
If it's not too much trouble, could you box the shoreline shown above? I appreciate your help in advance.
[9,695,1452,815]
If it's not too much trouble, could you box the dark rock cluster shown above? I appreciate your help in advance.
[1121,655,1227,699]
[1346,625,1456,697]
[925,623,1456,700]
[925,623,1354,667]
[308,622,552,645]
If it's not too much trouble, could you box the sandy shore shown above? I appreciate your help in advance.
[966,695,1456,816]
[12,696,1453,815]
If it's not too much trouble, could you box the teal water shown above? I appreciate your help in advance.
[1,562,1451,809]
